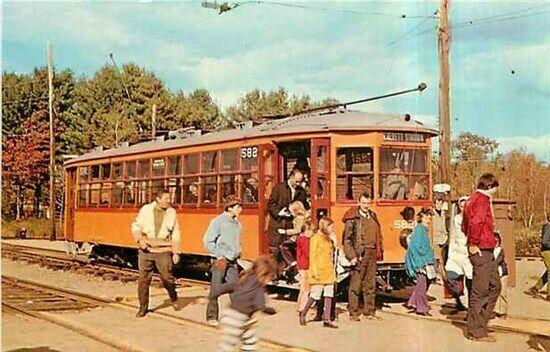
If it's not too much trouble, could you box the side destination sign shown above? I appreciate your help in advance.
[383,132,425,143]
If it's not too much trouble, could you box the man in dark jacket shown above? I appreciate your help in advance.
[527,215,550,300]
[463,173,501,342]
[267,168,309,252]
[264,167,308,315]
[343,192,383,321]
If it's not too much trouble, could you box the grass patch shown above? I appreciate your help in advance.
[1,218,62,239]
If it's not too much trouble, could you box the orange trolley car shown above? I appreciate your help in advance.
[63,109,437,290]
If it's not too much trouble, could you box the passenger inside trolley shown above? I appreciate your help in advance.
[243,177,258,204]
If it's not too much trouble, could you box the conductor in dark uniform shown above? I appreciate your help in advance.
[267,167,309,254]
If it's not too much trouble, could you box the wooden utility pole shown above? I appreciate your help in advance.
[438,0,451,184]
[151,103,157,139]
[47,42,56,241]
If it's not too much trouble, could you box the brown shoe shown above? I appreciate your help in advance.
[467,335,497,342]
[323,321,339,329]
[299,313,307,326]
[349,315,361,322]
[525,287,542,297]
[135,308,148,318]
[312,314,323,322]
[364,314,383,321]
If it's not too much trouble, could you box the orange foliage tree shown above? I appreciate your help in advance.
[2,111,50,220]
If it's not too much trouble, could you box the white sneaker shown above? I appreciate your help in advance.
[206,319,219,327]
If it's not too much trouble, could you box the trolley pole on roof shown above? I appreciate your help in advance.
[152,104,157,139]
[47,42,56,241]
[438,0,451,184]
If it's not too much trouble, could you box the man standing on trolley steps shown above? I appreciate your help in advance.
[131,188,181,318]
[343,192,384,321]
[203,196,243,326]
[266,167,309,315]
[267,167,309,257]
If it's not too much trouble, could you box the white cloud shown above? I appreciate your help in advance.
[496,134,550,162]
[4,4,133,47]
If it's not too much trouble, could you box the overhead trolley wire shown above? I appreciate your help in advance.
[222,0,436,19]
[452,4,549,28]
[386,10,439,48]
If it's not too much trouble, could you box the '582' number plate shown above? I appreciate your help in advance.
[241,147,258,159]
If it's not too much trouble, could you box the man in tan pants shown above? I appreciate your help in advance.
[131,188,181,317]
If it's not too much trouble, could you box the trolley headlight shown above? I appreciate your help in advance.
[399,229,412,249]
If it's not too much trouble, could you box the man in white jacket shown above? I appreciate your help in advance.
[131,188,181,317]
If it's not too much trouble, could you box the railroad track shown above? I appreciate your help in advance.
[1,275,312,352]
[1,243,210,289]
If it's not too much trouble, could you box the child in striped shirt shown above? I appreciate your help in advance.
[211,256,277,352]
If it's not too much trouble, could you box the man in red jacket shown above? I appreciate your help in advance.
[462,173,501,342]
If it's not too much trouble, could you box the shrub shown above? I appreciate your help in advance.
[515,227,541,257]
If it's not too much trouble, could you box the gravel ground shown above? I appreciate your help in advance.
[2,256,547,352]
[2,313,120,352]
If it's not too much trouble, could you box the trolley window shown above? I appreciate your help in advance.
[181,177,199,204]
[101,164,111,180]
[202,176,217,204]
[112,163,123,180]
[152,158,166,177]
[79,167,89,183]
[379,148,429,200]
[201,151,218,173]
[126,161,137,179]
[183,154,199,175]
[221,149,239,172]
[336,147,374,201]
[138,160,151,179]
[167,156,181,176]
[91,165,100,181]
[240,146,259,205]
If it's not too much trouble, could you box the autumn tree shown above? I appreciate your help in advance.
[450,132,499,197]
[2,112,50,219]
[498,150,549,228]
[2,68,76,153]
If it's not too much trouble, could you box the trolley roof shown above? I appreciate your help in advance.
[65,109,438,166]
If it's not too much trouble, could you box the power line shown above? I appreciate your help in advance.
[203,1,436,19]
[453,4,549,27]
[386,10,439,48]
[453,9,549,29]
[406,5,548,38]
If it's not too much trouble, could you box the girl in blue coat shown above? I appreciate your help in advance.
[404,209,436,316]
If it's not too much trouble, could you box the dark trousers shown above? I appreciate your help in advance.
[348,249,377,316]
[206,261,238,321]
[467,250,501,338]
[138,251,177,310]
[279,241,296,266]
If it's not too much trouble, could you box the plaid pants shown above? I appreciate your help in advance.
[219,308,258,351]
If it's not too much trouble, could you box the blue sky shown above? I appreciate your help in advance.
[2,1,549,161]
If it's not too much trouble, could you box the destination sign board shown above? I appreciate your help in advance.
[383,132,426,143]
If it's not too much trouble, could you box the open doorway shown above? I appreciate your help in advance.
[275,138,331,220]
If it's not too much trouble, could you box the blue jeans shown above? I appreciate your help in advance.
[206,261,238,321]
